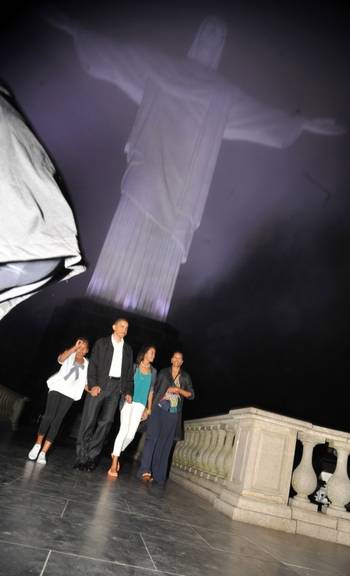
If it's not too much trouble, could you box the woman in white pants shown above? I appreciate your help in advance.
[108,345,156,477]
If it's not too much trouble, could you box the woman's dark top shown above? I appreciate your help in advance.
[152,367,194,440]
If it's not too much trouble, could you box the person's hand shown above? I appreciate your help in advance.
[304,118,346,136]
[125,394,132,404]
[90,386,101,397]
[74,339,84,350]
[166,386,180,394]
[141,409,149,421]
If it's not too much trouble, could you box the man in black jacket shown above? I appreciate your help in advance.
[75,318,133,470]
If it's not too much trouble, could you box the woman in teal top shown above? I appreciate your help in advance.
[108,345,157,477]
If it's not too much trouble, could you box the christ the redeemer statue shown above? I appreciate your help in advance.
[52,16,344,320]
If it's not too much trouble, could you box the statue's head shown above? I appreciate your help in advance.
[187,16,227,70]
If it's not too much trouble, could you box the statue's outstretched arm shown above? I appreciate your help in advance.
[223,88,345,148]
[44,11,165,105]
[303,117,345,136]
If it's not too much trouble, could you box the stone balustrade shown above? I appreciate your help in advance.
[0,384,28,430]
[170,407,350,546]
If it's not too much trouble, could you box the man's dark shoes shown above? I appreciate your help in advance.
[86,459,96,472]
[73,460,87,471]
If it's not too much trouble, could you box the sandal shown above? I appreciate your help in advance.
[141,472,153,482]
[110,455,121,473]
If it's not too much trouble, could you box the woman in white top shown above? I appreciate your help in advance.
[28,338,89,464]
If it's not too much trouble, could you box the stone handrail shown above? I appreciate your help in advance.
[170,407,350,547]
[0,384,28,430]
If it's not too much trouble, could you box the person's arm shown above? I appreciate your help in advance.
[179,388,192,398]
[166,371,194,399]
[141,388,154,420]
[57,339,84,364]
[145,368,157,415]
[166,386,193,398]
[224,87,345,149]
[181,373,194,400]
[167,387,192,398]
[86,340,102,396]
[146,389,154,413]
[123,346,134,402]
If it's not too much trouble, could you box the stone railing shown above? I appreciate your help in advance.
[170,407,350,546]
[0,384,28,430]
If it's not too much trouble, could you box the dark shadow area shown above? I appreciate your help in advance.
[178,187,350,431]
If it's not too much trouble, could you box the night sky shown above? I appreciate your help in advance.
[1,1,349,431]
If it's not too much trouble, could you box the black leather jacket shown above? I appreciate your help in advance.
[87,336,134,395]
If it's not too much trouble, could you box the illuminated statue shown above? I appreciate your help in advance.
[52,16,344,320]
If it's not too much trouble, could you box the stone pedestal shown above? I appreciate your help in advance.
[211,408,299,532]
[225,410,297,503]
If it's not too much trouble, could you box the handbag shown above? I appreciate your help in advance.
[158,398,170,411]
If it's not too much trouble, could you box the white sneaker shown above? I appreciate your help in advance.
[28,444,41,461]
[37,451,47,465]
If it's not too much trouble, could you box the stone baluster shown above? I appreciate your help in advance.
[182,427,195,467]
[222,426,236,479]
[203,426,219,474]
[212,428,228,476]
[291,432,319,506]
[200,427,214,472]
[326,440,350,514]
[188,427,201,470]
[173,430,185,467]
[172,440,182,466]
[0,384,28,430]
[214,425,235,479]
[192,427,205,471]
[198,427,212,471]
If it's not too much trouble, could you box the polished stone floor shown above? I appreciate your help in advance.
[0,427,349,576]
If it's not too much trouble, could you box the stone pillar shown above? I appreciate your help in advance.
[188,427,201,470]
[202,427,219,474]
[0,384,28,430]
[214,411,298,532]
[192,427,205,471]
[326,440,350,514]
[290,433,319,509]
[172,438,184,467]
[212,428,228,477]
[181,427,194,467]
[198,427,211,472]
[213,426,235,479]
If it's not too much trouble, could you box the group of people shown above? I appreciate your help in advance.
[27,318,194,485]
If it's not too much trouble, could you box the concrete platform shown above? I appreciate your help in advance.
[0,426,349,576]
